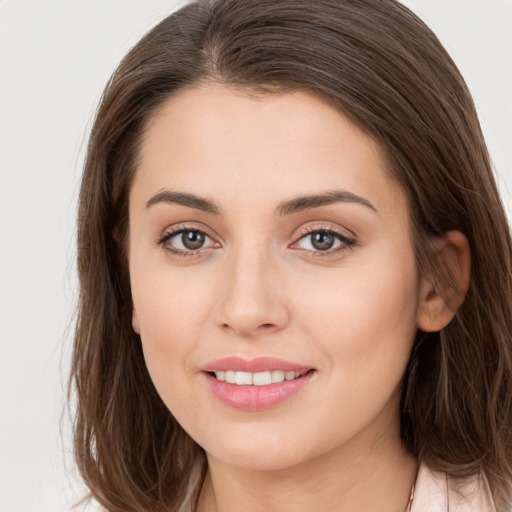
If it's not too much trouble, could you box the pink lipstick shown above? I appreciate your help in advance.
[202,357,315,411]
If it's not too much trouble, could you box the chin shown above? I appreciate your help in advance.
[209,446,307,472]
[198,425,328,472]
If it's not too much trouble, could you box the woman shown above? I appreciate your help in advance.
[70,0,512,510]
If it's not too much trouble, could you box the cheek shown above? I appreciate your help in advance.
[295,245,420,390]
[130,264,217,401]
[132,259,216,333]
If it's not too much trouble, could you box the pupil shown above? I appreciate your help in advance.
[311,231,334,251]
[182,231,205,250]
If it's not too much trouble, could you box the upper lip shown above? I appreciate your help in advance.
[201,356,313,374]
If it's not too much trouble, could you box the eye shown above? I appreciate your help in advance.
[292,228,356,255]
[158,227,218,256]
[298,231,341,251]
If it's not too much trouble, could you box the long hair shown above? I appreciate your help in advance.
[70,1,512,510]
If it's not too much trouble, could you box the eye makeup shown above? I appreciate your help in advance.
[156,221,357,260]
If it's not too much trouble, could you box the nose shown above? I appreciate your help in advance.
[215,246,290,338]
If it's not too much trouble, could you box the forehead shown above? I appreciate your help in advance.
[132,83,405,219]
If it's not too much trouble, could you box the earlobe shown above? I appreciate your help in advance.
[417,230,471,333]
[132,299,140,334]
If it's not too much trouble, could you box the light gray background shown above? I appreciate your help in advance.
[1,1,511,511]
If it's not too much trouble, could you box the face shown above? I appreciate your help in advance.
[128,83,424,471]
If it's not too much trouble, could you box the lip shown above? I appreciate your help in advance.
[201,357,315,411]
[201,356,312,374]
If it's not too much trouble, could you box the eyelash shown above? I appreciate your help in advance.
[157,224,356,259]
[292,225,356,258]
[157,225,217,259]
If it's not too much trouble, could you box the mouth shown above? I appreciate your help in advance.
[209,369,311,386]
[201,357,316,411]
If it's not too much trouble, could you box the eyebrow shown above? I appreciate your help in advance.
[146,190,220,214]
[145,188,377,215]
[275,190,377,215]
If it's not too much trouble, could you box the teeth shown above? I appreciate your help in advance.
[235,371,252,385]
[214,370,304,386]
[253,371,271,386]
[271,370,285,383]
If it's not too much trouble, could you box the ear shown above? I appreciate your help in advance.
[132,299,140,334]
[417,230,471,333]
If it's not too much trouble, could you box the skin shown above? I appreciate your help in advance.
[128,83,469,512]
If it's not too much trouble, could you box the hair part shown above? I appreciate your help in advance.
[71,0,512,510]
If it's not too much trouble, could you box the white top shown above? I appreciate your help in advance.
[411,463,497,512]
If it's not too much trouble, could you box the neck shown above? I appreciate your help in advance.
[196,414,416,512]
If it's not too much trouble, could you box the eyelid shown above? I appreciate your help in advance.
[156,221,356,259]
[157,223,221,257]
[290,222,357,256]
[293,222,355,241]
[159,220,218,238]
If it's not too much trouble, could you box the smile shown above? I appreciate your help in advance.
[202,357,315,410]
[213,370,303,386]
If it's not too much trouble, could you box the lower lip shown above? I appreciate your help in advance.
[204,371,315,411]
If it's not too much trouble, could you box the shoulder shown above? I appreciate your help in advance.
[411,462,497,512]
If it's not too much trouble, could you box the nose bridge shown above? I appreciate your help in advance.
[217,237,289,336]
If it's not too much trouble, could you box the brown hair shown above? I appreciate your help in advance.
[70,0,512,510]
